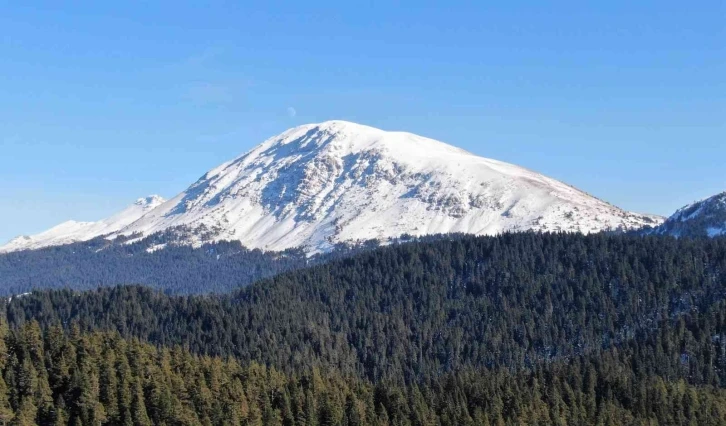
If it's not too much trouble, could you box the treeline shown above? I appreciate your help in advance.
[0,231,309,296]
[0,227,450,296]
[1,321,726,425]
[6,233,726,384]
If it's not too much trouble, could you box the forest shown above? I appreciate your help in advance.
[2,232,726,424]
[0,231,307,295]
[0,227,428,296]
[1,320,726,425]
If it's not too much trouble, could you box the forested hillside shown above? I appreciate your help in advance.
[0,227,425,296]
[7,233,726,380]
[0,231,308,295]
[4,233,726,424]
[1,319,726,425]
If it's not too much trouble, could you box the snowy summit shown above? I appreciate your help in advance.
[115,120,660,253]
[2,121,663,254]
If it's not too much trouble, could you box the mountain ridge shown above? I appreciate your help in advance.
[2,121,663,253]
[0,195,165,253]
[650,191,726,237]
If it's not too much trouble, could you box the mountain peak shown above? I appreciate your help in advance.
[113,122,661,253]
[293,119,379,134]
[247,120,474,168]
[4,123,665,255]
[652,191,726,237]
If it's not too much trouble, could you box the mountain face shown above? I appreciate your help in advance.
[114,120,661,252]
[2,121,663,254]
[651,191,726,238]
[0,196,165,253]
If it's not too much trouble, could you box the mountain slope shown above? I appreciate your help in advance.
[0,195,165,253]
[652,191,726,237]
[116,121,661,252]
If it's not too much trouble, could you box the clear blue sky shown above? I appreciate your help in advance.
[1,1,724,243]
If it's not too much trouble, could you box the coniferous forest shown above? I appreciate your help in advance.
[2,233,726,424]
[0,228,412,296]
[0,232,309,296]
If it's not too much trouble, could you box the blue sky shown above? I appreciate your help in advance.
[1,1,724,243]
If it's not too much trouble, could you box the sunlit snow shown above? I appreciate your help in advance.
[2,121,664,254]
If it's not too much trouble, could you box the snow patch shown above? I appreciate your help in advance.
[707,227,725,237]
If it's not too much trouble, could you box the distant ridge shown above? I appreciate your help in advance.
[0,195,165,253]
[650,191,726,238]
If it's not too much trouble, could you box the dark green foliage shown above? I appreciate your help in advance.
[4,232,726,424]
[0,228,442,296]
[6,233,726,384]
[0,234,308,295]
[0,321,726,425]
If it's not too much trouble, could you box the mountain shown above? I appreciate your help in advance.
[113,120,661,253]
[0,195,165,253]
[651,191,726,238]
[2,121,663,254]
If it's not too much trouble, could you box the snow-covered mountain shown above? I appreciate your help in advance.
[0,196,165,253]
[112,120,661,253]
[2,121,665,254]
[650,191,726,238]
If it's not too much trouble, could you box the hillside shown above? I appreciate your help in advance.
[652,191,726,238]
[0,229,308,296]
[8,233,726,381]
